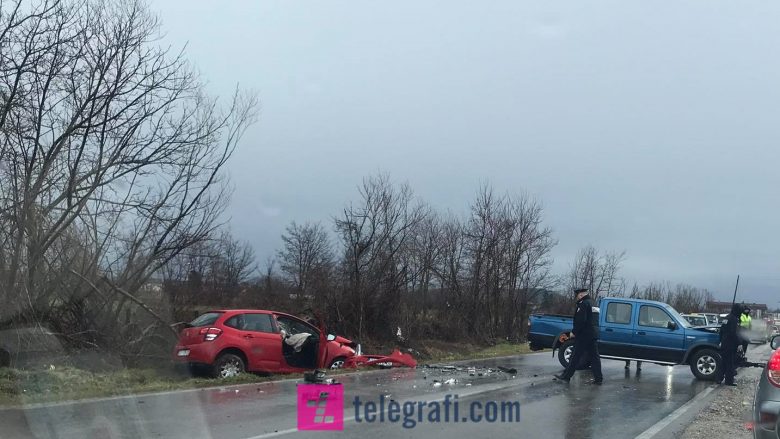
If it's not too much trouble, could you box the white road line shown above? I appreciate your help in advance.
[633,385,717,439]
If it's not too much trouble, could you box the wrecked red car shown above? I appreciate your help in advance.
[173,310,358,378]
[344,349,417,369]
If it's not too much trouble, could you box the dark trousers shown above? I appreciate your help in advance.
[718,347,736,384]
[562,338,603,381]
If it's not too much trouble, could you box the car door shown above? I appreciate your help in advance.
[275,314,320,372]
[224,313,282,371]
[599,301,638,358]
[632,304,685,363]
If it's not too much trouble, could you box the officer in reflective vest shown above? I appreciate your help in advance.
[739,306,752,354]
[740,307,752,329]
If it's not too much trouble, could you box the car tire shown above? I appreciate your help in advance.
[689,348,721,381]
[329,356,347,369]
[557,339,576,369]
[212,353,246,379]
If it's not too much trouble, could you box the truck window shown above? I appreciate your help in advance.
[638,305,673,328]
[605,302,632,324]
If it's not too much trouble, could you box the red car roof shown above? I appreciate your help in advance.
[206,309,305,320]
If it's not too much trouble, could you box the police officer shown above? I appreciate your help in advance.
[555,288,603,385]
[717,303,741,386]
[741,307,753,329]
[739,306,752,354]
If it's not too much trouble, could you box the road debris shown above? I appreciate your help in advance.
[344,349,417,369]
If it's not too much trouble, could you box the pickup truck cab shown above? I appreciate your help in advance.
[528,297,723,380]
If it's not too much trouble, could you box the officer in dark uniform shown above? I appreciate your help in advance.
[717,303,742,386]
[554,288,603,384]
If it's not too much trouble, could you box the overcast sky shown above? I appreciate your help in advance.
[152,1,780,305]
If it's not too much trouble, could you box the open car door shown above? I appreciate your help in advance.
[315,314,330,370]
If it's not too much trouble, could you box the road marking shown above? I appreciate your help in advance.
[633,384,717,439]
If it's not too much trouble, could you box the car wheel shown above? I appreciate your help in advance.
[689,348,721,381]
[557,339,575,369]
[329,357,347,369]
[212,353,246,378]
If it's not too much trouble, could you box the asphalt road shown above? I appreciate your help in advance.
[0,346,770,439]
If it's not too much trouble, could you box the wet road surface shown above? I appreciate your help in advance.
[1,346,769,439]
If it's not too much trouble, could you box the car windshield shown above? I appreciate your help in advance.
[687,316,707,326]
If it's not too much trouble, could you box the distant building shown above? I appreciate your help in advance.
[705,301,768,319]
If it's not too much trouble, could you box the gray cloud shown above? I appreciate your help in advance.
[153,0,780,306]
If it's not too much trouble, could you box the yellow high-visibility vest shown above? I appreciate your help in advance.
[740,314,752,327]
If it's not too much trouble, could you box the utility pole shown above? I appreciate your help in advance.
[730,275,740,306]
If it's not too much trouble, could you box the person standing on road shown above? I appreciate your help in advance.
[717,303,742,386]
[739,307,752,354]
[625,360,642,371]
[555,288,603,385]
[740,307,752,330]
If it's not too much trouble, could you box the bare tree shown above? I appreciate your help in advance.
[567,246,626,300]
[278,221,333,304]
[208,230,257,302]
[334,174,427,339]
[459,186,557,340]
[629,281,669,302]
[0,0,258,360]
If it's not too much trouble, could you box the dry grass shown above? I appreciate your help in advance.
[0,341,536,406]
[0,366,271,406]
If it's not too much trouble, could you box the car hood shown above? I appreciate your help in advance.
[331,335,355,345]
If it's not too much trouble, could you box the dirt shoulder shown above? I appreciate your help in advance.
[680,354,765,439]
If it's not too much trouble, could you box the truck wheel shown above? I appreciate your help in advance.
[558,339,576,369]
[689,348,721,381]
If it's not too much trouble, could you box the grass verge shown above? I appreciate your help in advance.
[0,367,273,406]
[0,341,536,406]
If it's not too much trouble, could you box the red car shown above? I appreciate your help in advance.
[173,310,358,378]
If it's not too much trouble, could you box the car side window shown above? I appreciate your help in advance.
[224,314,274,333]
[638,305,673,328]
[605,302,632,324]
[276,316,315,335]
[244,314,274,333]
[224,314,246,330]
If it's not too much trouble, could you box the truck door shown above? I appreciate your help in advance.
[632,305,685,363]
[599,301,638,357]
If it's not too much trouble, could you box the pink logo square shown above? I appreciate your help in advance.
[297,384,344,431]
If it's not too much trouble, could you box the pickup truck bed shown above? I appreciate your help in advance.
[528,314,573,351]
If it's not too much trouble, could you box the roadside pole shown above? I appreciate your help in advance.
[730,275,740,306]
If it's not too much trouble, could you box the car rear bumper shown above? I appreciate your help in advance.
[754,400,780,438]
[172,344,217,364]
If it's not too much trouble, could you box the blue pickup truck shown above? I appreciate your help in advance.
[528,297,724,380]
